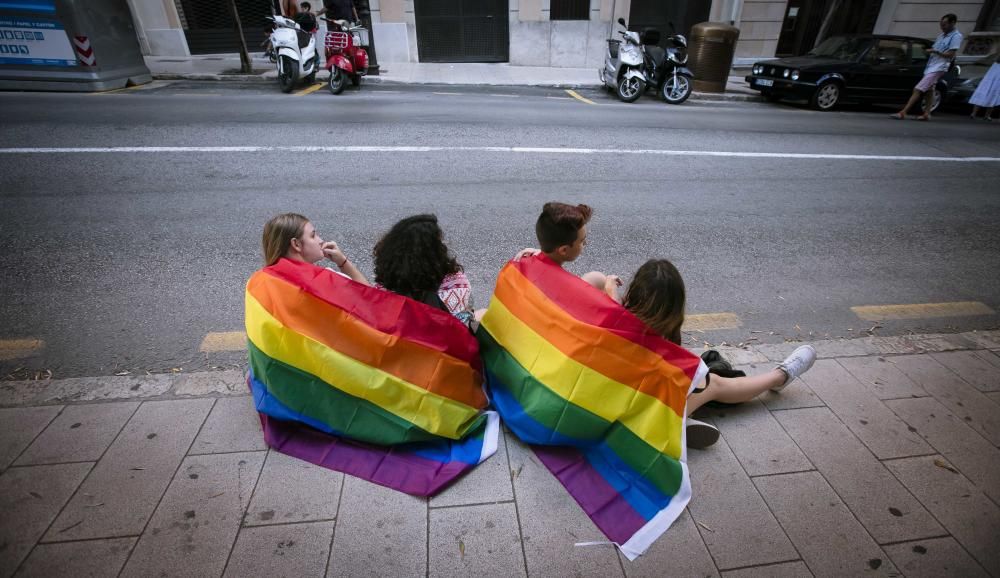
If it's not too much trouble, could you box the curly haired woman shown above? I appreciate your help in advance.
[373,214,477,330]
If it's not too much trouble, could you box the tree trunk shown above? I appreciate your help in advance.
[228,0,253,73]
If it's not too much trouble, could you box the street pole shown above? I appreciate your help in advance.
[355,0,379,75]
[228,0,253,73]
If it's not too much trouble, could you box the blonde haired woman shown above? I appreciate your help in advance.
[261,213,369,285]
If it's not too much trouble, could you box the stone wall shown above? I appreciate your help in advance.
[734,0,784,57]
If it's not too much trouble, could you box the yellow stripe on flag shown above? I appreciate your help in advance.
[245,292,480,439]
[482,299,684,459]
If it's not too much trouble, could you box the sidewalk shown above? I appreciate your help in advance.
[144,54,760,101]
[2,330,998,576]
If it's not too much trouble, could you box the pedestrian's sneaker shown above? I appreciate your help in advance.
[772,345,817,392]
[686,418,720,449]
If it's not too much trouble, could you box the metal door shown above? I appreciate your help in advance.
[178,0,270,55]
[627,0,710,47]
[414,0,508,62]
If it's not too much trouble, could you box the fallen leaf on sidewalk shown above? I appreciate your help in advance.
[115,370,131,376]
[28,491,42,499]
[696,521,714,532]
[933,459,959,474]
[130,467,145,471]
[208,492,226,499]
[84,503,105,508]
[458,540,465,559]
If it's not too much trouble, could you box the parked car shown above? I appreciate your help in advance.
[945,54,996,107]
[745,34,960,111]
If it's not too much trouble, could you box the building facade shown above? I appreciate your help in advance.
[131,0,998,65]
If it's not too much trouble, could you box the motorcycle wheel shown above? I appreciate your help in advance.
[351,74,361,87]
[616,75,643,103]
[328,68,346,95]
[662,74,692,104]
[278,55,298,93]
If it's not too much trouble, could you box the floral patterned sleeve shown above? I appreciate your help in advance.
[438,272,475,329]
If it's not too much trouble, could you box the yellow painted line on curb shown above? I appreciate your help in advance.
[91,84,149,95]
[293,82,324,96]
[852,301,995,321]
[0,339,44,360]
[565,89,597,105]
[683,313,742,332]
[200,332,247,352]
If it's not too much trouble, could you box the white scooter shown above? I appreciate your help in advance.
[600,17,646,103]
[266,15,319,93]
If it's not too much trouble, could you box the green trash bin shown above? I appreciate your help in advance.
[688,22,739,93]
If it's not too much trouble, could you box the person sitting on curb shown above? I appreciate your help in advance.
[890,13,963,121]
[512,204,816,449]
[262,213,369,285]
[373,214,477,331]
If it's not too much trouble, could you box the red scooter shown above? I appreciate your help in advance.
[323,18,369,95]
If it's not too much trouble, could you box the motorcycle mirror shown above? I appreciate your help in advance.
[617,17,626,26]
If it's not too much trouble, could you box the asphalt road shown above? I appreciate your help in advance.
[1,80,999,378]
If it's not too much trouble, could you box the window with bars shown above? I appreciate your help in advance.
[550,0,589,21]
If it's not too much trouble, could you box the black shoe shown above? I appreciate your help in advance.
[686,418,720,449]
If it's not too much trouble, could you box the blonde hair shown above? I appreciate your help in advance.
[262,213,309,266]
[623,259,686,345]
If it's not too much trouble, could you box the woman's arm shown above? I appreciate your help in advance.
[323,241,371,286]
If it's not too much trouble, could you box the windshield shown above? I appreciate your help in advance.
[806,36,870,60]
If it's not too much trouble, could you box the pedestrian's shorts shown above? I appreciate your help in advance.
[915,70,946,93]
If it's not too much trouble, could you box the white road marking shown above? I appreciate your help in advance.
[432,91,464,95]
[1,146,999,163]
[488,93,519,98]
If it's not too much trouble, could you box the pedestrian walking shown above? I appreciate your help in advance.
[890,13,963,121]
[969,54,1000,121]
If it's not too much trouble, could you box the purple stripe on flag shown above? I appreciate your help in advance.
[533,445,648,544]
[260,413,473,496]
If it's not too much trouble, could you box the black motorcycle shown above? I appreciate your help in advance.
[641,27,694,104]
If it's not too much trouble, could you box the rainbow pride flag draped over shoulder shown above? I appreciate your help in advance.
[246,258,499,496]
[478,255,707,559]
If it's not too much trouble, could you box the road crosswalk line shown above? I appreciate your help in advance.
[199,332,247,352]
[851,301,995,321]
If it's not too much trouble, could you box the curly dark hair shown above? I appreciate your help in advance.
[373,214,463,301]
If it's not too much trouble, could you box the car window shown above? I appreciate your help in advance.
[868,39,907,65]
[909,42,929,65]
[806,36,871,61]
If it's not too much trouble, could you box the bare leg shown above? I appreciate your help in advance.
[918,89,935,119]
[971,105,981,119]
[987,107,995,121]
[686,369,785,415]
[581,271,607,291]
[895,89,923,117]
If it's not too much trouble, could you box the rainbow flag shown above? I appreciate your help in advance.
[478,255,707,559]
[246,258,499,496]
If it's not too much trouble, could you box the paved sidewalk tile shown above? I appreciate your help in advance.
[964,330,1000,350]
[884,455,1000,575]
[0,462,92,577]
[774,407,942,543]
[173,369,246,397]
[16,537,137,578]
[622,510,719,578]
[428,502,526,578]
[758,380,825,412]
[328,475,427,577]
[244,450,343,527]
[0,406,61,469]
[753,471,897,577]
[224,521,334,578]
[189,396,266,455]
[705,400,812,477]
[505,434,623,577]
[16,402,139,466]
[687,436,797,570]
[885,397,1000,503]
[721,561,812,577]
[800,360,931,459]
[931,351,1000,392]
[45,398,214,541]
[987,391,1000,404]
[836,357,928,400]
[122,451,266,577]
[891,355,1000,446]
[506,435,622,574]
[883,537,989,578]
[430,427,513,508]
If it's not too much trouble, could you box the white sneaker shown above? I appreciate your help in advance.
[686,418,720,449]
[772,345,817,392]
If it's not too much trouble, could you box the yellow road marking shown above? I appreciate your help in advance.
[200,332,247,352]
[0,339,44,361]
[852,301,995,321]
[293,82,324,96]
[565,89,597,105]
[683,313,742,332]
[91,84,149,95]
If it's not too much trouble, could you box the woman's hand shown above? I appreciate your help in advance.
[322,241,348,267]
[604,274,623,302]
[512,247,541,262]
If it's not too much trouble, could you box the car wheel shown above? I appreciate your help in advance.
[919,87,943,114]
[810,80,841,111]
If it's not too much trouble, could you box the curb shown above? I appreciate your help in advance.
[151,73,762,102]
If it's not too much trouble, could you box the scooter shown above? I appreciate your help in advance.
[322,18,369,95]
[266,15,319,93]
[600,17,646,102]
[645,26,694,104]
